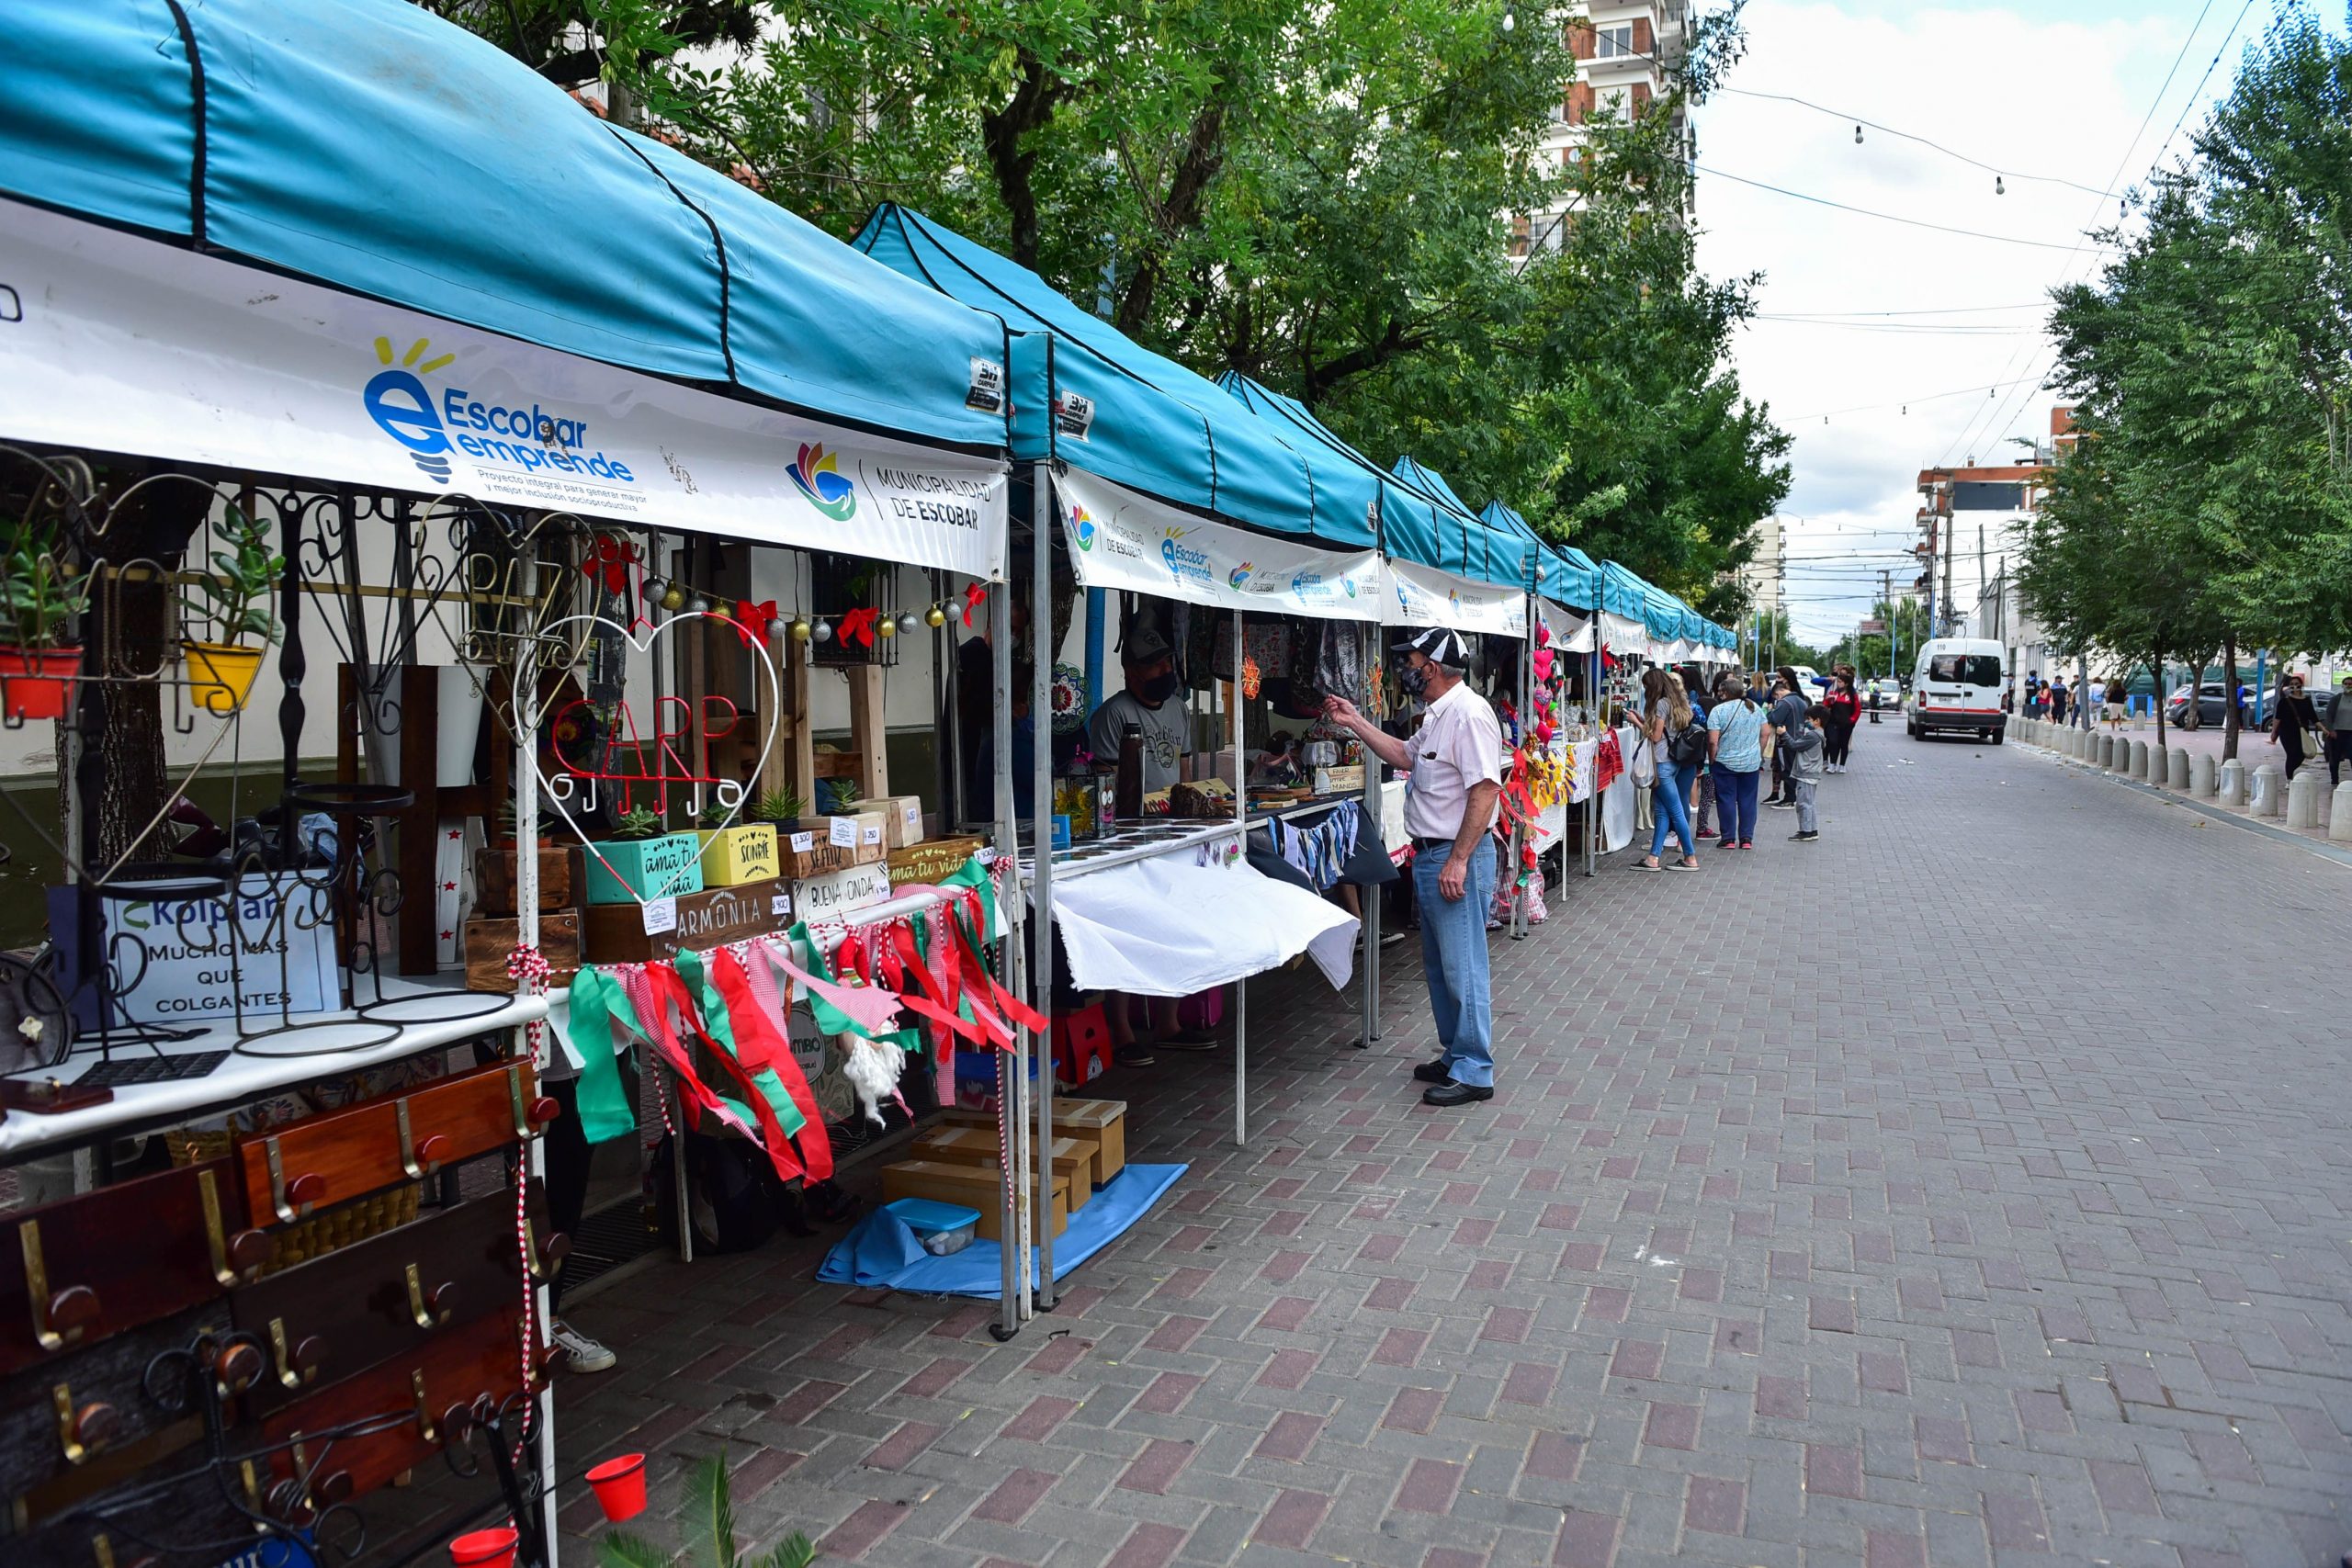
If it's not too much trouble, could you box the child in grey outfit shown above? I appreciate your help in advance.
[1782,703,1826,840]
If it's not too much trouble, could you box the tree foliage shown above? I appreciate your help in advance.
[2020,10,2352,733]
[437,0,1789,620]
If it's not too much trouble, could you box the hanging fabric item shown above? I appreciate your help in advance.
[1266,800,1363,893]
[560,965,639,1144]
[1594,728,1625,795]
[698,946,836,1181]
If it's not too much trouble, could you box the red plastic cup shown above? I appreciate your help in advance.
[448,1529,518,1568]
[585,1452,648,1522]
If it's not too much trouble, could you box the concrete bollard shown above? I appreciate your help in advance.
[2286,772,2321,829]
[2218,757,2246,806]
[2093,734,2111,769]
[2167,748,2189,790]
[2332,782,2352,842]
[2131,739,2151,779]
[2190,753,2216,797]
[2250,762,2282,818]
[2066,727,2084,759]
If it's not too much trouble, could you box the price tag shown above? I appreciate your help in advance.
[772,893,793,919]
[641,897,677,935]
[790,831,814,853]
[861,824,883,846]
[828,818,858,848]
[902,803,922,831]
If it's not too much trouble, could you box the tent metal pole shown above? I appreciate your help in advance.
[1510,589,1534,940]
[1233,605,1249,1147]
[1359,668,1380,1048]
[1586,640,1600,877]
[1031,466,1057,1305]
[989,547,1023,1339]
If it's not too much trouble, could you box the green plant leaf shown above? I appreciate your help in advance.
[752,1534,816,1568]
[596,1529,678,1568]
[681,1454,738,1568]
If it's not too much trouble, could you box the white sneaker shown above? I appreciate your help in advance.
[552,1318,616,1373]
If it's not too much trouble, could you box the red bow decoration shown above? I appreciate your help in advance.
[836,606,881,648]
[582,536,639,594]
[962,581,989,627]
[731,600,777,648]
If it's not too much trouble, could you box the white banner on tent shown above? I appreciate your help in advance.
[1600,612,1648,652]
[1054,468,1380,621]
[0,201,1009,579]
[1383,558,1529,637]
[1539,600,1592,652]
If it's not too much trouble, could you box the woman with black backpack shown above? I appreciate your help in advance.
[1636,670,1703,871]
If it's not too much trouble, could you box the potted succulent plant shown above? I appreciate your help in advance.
[584,803,704,905]
[744,788,804,829]
[0,516,89,722]
[178,506,283,714]
[475,795,571,916]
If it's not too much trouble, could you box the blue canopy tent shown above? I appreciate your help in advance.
[1379,457,1534,638]
[0,0,1019,573]
[0,0,1077,1338]
[851,205,1393,1261]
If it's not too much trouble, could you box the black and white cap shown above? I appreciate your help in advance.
[1390,626,1473,668]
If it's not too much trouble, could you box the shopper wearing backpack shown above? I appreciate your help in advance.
[1636,671,1703,872]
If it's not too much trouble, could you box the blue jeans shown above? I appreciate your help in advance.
[1649,757,1695,859]
[1711,763,1760,843]
[1412,835,1497,1088]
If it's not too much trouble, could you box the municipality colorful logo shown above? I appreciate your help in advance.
[361,334,633,488]
[1228,562,1253,590]
[1344,577,1358,597]
[788,443,857,522]
[1071,504,1098,550]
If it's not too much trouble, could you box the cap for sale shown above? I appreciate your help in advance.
[1390,626,1472,668]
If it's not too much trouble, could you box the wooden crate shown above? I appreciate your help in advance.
[471,843,572,916]
[581,877,788,964]
[910,1128,1094,1209]
[880,1159,1067,1241]
[463,911,581,993]
[887,835,985,886]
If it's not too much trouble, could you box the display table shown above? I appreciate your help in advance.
[1046,852,1358,997]
[0,981,548,1160]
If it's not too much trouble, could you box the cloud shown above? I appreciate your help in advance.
[1695,0,2222,641]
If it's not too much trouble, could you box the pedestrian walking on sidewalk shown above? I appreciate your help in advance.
[2267,673,2320,780]
[2326,674,2352,788]
[1636,670,1702,873]
[1781,703,1826,841]
[1707,673,1768,850]
[1322,627,1501,1107]
[2048,675,2069,727]
[1767,670,1806,809]
[1821,674,1860,773]
[2105,677,2130,732]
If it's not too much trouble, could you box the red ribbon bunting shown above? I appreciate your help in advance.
[962,581,988,628]
[582,536,639,594]
[731,600,778,648]
[835,606,880,648]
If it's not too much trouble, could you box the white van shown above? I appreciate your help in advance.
[1909,637,2007,743]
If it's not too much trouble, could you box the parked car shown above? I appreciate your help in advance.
[1910,638,2007,742]
[2165,683,2280,728]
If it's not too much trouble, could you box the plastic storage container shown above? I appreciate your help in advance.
[886,1196,981,1256]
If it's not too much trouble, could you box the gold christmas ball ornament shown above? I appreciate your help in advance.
[789,618,813,642]
[924,604,948,628]
[876,615,897,638]
[660,585,686,612]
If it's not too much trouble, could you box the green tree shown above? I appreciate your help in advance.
[1823,597,1930,685]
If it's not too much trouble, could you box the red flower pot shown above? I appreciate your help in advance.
[585,1452,648,1522]
[447,1528,518,1568]
[0,646,82,722]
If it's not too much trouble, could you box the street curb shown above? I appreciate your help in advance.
[2014,737,2352,872]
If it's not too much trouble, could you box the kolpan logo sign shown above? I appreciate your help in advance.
[361,335,635,488]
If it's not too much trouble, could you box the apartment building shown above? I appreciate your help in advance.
[1513,0,1693,258]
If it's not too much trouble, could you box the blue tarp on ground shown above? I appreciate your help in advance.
[819,1164,1188,1297]
[0,0,1012,452]
[1386,457,1532,592]
[1479,501,1602,614]
[854,207,1371,547]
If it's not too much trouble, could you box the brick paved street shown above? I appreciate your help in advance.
[548,733,2352,1568]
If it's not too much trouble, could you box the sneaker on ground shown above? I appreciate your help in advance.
[1791,830,1820,841]
[1769,800,1797,810]
[1158,1030,1219,1052]
[1114,1043,1158,1067]
[552,1319,616,1374]
[1696,828,1717,839]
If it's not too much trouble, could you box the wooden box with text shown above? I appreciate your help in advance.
[581,878,788,964]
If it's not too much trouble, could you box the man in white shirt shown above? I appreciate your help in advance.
[1323,626,1503,1106]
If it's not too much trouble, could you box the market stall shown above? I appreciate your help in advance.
[0,4,1028,1563]
[854,205,1385,1305]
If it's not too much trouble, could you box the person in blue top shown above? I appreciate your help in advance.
[1706,672,1768,849]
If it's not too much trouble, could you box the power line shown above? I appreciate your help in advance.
[1697,164,2090,251]
[1748,319,2043,335]
[1781,375,2045,424]
[1717,86,2120,200]
[1759,302,2049,318]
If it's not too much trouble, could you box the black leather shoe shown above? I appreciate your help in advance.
[1410,1058,1453,1084]
[1421,1081,1494,1107]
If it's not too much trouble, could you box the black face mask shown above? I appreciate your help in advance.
[1137,670,1181,705]
[1398,660,1431,698]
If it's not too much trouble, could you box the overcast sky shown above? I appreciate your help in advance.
[1691,0,2260,648]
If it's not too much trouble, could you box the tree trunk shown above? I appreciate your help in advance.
[1114,96,1230,335]
[980,50,1064,271]
[2222,636,2240,761]
[2152,646,2166,750]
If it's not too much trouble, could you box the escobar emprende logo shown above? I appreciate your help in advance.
[361,336,635,488]
[1160,527,1213,587]
[787,443,858,522]
[1070,504,1098,550]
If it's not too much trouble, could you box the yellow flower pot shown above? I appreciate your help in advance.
[184,639,266,714]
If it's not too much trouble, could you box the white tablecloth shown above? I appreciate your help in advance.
[1047,852,1358,998]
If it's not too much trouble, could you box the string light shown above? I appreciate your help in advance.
[1854,124,1863,145]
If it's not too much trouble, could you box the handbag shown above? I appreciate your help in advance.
[1628,732,1657,787]
[1668,721,1710,767]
